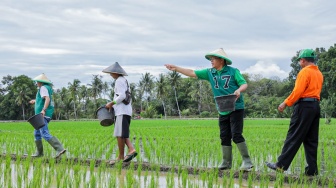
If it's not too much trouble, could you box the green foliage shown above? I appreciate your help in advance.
[1,44,336,120]
[200,111,210,118]
[320,94,336,124]
[140,105,158,118]
[181,109,190,117]
[0,75,36,120]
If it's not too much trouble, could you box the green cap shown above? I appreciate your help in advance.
[297,49,316,61]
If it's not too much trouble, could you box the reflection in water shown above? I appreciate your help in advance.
[1,161,294,188]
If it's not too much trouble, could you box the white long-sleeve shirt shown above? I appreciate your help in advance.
[113,76,132,116]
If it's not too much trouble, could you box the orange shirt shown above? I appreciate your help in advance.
[285,65,323,106]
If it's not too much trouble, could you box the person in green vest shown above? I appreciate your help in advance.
[29,73,66,158]
[165,48,253,171]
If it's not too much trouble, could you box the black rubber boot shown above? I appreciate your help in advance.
[305,166,318,176]
[31,140,44,157]
[218,146,232,170]
[237,142,254,171]
[47,137,66,158]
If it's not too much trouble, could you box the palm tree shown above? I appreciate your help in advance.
[102,81,109,99]
[139,72,154,108]
[189,79,204,115]
[78,85,89,113]
[168,71,182,118]
[137,80,144,112]
[68,79,81,120]
[88,75,103,109]
[156,74,168,119]
[13,83,33,120]
[11,75,36,120]
[55,87,68,120]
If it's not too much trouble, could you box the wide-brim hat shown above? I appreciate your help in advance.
[205,48,232,65]
[102,62,128,76]
[33,73,52,84]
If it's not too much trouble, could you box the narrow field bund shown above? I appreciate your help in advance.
[1,119,335,187]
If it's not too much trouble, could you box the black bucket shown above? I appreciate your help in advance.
[96,106,115,126]
[27,113,45,130]
[215,94,237,112]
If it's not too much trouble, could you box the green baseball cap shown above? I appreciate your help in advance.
[297,49,316,61]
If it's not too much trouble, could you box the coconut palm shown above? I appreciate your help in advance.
[156,73,168,119]
[167,71,182,118]
[139,72,154,108]
[78,85,89,113]
[88,75,103,109]
[68,79,81,120]
[54,87,68,120]
[11,75,36,120]
[189,79,205,115]
[13,83,34,120]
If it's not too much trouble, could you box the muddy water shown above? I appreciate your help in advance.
[1,162,293,188]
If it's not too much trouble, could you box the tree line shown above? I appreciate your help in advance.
[1,44,335,123]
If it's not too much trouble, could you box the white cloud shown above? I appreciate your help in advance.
[242,60,288,79]
[0,0,336,88]
[20,47,73,55]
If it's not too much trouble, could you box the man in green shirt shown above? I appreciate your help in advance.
[29,73,66,158]
[165,48,253,171]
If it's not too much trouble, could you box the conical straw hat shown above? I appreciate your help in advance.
[33,73,52,84]
[102,62,128,76]
[205,48,232,65]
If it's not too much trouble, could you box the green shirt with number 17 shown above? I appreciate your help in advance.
[194,65,247,115]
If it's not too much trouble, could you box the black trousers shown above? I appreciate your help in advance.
[277,101,320,174]
[219,109,245,146]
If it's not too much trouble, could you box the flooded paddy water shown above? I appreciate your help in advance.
[1,154,333,188]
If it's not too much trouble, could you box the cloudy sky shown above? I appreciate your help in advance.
[1,0,335,88]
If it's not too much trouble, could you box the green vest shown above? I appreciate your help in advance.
[35,84,54,117]
[194,66,247,115]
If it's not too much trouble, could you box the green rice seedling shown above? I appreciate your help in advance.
[116,160,123,175]
[247,173,253,188]
[166,171,174,188]
[274,172,284,188]
[200,171,207,187]
[137,161,142,180]
[89,159,95,173]
[89,172,97,188]
[154,163,160,178]
[148,172,157,188]
[320,176,327,187]
[238,170,243,187]
[181,168,188,188]
[228,169,234,187]
[107,168,117,187]
[55,168,63,187]
[213,168,219,185]
[5,155,11,170]
[143,169,148,188]
[126,165,135,188]
[328,178,335,188]
[178,163,182,178]
[206,170,215,188]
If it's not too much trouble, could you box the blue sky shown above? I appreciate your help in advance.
[1,0,335,88]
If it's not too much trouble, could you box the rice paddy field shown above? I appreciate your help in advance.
[1,118,336,187]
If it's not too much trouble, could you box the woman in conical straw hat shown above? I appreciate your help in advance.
[29,73,66,158]
[102,62,137,164]
[165,48,253,171]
